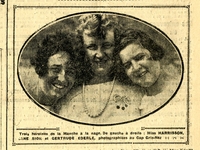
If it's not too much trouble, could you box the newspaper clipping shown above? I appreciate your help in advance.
[1,0,199,150]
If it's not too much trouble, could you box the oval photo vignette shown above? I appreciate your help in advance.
[17,12,183,126]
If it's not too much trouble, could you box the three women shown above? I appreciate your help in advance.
[26,14,181,123]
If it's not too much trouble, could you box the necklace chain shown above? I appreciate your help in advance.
[82,77,116,118]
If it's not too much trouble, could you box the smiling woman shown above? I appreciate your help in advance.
[19,31,79,108]
[117,29,182,115]
[53,14,145,124]
[119,43,162,88]
[118,29,164,89]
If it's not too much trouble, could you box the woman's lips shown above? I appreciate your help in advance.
[96,62,105,67]
[93,59,109,67]
[135,71,148,77]
[52,83,67,89]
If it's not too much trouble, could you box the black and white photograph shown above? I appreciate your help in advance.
[18,12,183,125]
[3,0,198,149]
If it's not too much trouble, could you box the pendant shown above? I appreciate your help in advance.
[113,94,131,110]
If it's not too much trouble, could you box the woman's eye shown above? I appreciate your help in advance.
[66,69,76,76]
[86,44,97,50]
[123,62,131,69]
[102,43,113,49]
[134,54,145,61]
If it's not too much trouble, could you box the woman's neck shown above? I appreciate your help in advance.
[145,71,166,96]
[87,75,114,85]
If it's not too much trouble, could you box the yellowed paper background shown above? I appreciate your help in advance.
[1,0,200,149]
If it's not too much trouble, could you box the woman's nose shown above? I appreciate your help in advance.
[57,70,66,82]
[95,47,105,58]
[131,60,141,71]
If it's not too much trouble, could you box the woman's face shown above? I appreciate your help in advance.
[41,51,76,102]
[119,43,161,88]
[83,29,115,76]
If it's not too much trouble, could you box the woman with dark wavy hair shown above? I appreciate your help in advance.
[30,31,81,108]
[118,29,182,115]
